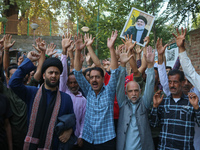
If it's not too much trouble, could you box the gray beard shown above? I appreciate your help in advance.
[69,88,79,95]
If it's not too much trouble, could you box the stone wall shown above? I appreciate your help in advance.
[0,35,63,52]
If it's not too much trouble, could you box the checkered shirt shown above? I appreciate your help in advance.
[73,67,120,144]
[150,94,200,150]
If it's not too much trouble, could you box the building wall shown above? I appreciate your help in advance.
[188,28,200,74]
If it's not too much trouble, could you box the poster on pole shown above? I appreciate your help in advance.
[120,7,155,47]
[165,43,179,68]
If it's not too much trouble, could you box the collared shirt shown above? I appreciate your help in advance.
[59,54,86,138]
[158,61,200,149]
[73,67,120,144]
[150,94,200,150]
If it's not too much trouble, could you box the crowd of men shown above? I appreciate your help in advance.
[0,27,199,150]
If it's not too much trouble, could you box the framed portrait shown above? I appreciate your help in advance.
[120,7,155,47]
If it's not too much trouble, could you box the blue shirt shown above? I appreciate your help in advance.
[9,58,74,150]
[73,67,120,144]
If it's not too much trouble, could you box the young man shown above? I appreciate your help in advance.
[116,46,155,150]
[9,52,74,150]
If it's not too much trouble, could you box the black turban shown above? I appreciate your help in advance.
[41,57,63,74]
[136,15,147,25]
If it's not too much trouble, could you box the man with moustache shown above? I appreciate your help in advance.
[59,51,86,149]
[123,15,148,44]
[9,51,74,150]
[156,35,200,150]
[150,69,200,150]
[73,31,119,150]
[116,46,155,150]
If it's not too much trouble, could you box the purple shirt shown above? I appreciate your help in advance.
[59,54,86,138]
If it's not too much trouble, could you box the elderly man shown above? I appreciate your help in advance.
[9,52,74,150]
[116,46,155,150]
[123,15,148,44]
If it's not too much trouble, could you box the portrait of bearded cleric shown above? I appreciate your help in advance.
[120,7,155,47]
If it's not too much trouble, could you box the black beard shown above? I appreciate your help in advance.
[45,78,59,88]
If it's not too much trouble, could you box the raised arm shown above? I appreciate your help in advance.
[32,38,47,82]
[84,34,104,69]
[73,33,90,96]
[138,36,150,74]
[3,35,15,77]
[121,34,139,76]
[59,32,74,92]
[173,27,200,92]
[156,38,170,96]
[142,46,155,109]
[9,51,40,101]
[107,30,118,70]
[117,48,133,107]
[74,33,86,71]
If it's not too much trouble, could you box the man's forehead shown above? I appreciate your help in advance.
[90,70,101,76]
[137,19,145,22]
[127,81,139,89]
[46,66,60,72]
[68,74,76,81]
[168,74,180,80]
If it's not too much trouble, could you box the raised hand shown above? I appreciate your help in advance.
[107,30,118,50]
[84,33,95,47]
[32,37,45,53]
[156,38,168,55]
[122,34,136,52]
[67,42,75,53]
[4,34,15,51]
[27,51,40,62]
[143,36,150,47]
[46,43,57,57]
[153,90,164,108]
[188,92,199,110]
[62,32,73,54]
[119,46,133,67]
[74,33,86,51]
[135,45,143,55]
[144,46,155,64]
[172,27,187,48]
